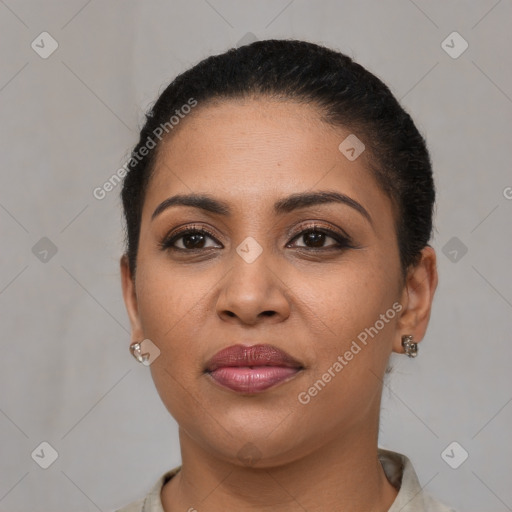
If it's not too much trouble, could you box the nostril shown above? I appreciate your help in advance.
[261,311,275,317]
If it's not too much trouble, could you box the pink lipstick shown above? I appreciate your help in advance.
[205,344,303,393]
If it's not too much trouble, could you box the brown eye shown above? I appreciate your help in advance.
[160,228,222,251]
[289,228,351,250]
[299,230,331,248]
[179,232,209,249]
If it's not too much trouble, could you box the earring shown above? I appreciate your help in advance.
[401,335,418,358]
[129,341,150,365]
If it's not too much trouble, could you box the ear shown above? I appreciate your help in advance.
[120,254,144,343]
[392,246,438,354]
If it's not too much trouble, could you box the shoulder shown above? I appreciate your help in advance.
[378,448,459,512]
[114,466,181,512]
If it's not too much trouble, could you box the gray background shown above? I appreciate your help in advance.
[1,1,511,511]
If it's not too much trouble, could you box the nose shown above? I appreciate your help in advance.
[215,247,291,326]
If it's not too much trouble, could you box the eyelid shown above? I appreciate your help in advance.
[286,223,353,249]
[159,224,223,250]
[288,220,351,241]
[160,221,354,251]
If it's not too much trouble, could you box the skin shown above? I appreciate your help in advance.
[120,97,438,512]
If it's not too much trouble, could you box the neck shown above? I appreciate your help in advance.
[161,426,398,512]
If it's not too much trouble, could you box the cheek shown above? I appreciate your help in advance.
[298,258,400,341]
[291,261,400,416]
[292,271,399,430]
[136,260,212,340]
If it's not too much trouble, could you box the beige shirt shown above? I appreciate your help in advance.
[116,448,457,512]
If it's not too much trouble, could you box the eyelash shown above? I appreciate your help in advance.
[159,223,354,253]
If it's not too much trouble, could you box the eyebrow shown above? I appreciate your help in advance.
[151,190,373,225]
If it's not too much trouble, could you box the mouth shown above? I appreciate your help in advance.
[204,344,304,394]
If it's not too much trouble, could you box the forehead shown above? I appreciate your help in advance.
[145,97,390,221]
[156,97,336,162]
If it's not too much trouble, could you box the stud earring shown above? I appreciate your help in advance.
[129,339,161,366]
[129,341,150,365]
[401,335,418,358]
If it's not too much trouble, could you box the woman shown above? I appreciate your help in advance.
[117,39,455,511]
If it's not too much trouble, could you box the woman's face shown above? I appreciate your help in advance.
[121,97,433,466]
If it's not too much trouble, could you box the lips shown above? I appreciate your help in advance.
[205,344,303,372]
[204,344,303,393]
